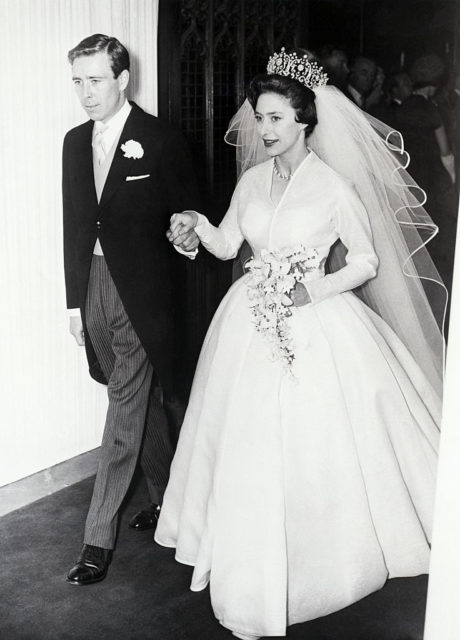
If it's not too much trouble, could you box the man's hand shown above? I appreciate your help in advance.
[290,282,311,307]
[168,228,200,251]
[70,316,85,346]
[167,211,200,251]
[365,66,385,109]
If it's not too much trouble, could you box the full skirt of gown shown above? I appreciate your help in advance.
[155,272,440,638]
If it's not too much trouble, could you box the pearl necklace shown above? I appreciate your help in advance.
[273,158,291,180]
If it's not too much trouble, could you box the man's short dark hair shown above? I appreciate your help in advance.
[68,34,130,78]
[410,54,445,90]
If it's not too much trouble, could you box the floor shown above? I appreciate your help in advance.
[0,467,427,640]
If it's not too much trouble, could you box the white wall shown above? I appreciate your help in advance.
[424,199,460,639]
[0,0,159,486]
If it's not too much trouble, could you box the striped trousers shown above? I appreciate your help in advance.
[84,256,173,549]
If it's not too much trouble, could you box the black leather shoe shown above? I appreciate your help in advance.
[66,544,111,585]
[128,503,161,531]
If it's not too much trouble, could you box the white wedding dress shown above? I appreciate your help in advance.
[155,151,440,639]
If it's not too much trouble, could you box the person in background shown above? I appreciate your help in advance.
[393,53,457,290]
[345,55,382,111]
[369,70,412,127]
[365,64,386,112]
[317,44,349,92]
[388,70,413,105]
[435,70,460,188]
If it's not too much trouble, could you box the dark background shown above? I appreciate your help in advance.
[305,0,457,72]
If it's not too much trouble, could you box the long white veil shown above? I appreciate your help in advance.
[225,86,446,398]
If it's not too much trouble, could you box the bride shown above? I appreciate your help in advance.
[155,49,444,640]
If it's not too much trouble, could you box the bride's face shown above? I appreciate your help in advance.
[254,92,306,158]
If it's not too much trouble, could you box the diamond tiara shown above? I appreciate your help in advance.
[267,47,328,90]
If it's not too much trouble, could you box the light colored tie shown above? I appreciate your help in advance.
[92,123,108,165]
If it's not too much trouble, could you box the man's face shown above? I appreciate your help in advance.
[72,52,128,123]
[392,74,413,102]
[330,50,349,80]
[349,59,377,94]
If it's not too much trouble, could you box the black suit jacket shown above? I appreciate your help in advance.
[62,102,201,392]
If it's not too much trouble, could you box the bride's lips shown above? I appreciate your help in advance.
[263,139,278,147]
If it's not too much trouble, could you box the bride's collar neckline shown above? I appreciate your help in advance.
[270,148,314,177]
[268,150,314,209]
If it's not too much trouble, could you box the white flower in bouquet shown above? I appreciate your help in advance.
[245,246,322,372]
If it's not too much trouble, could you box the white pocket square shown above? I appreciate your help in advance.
[126,174,150,181]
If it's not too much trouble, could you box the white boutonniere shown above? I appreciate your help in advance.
[120,139,144,159]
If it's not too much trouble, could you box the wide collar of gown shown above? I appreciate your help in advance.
[265,149,316,210]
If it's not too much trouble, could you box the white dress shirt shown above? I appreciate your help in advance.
[93,99,132,167]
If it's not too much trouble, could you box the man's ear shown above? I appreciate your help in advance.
[118,69,129,93]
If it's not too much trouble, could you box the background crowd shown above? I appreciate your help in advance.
[317,45,459,291]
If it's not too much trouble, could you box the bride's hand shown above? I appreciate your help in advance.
[290,282,311,307]
[167,211,199,250]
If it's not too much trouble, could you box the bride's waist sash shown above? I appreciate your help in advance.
[247,247,326,284]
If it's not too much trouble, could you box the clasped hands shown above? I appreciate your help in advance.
[166,210,310,307]
[167,211,200,252]
[71,211,310,346]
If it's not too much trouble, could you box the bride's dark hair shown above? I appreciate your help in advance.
[247,73,318,138]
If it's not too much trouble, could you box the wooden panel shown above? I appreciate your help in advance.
[158,0,302,395]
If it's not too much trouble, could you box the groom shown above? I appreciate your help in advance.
[63,34,200,585]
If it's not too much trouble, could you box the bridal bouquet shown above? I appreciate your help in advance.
[245,246,322,372]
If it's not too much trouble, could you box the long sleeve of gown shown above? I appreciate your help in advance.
[305,182,379,304]
[194,178,245,260]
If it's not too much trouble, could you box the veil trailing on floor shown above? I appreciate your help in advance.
[225,84,446,398]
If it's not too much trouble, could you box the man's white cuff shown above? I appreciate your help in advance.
[174,246,199,260]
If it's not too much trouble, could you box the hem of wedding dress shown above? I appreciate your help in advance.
[388,568,429,580]
[218,618,282,639]
[154,536,210,588]
[190,582,209,592]
[154,536,177,550]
